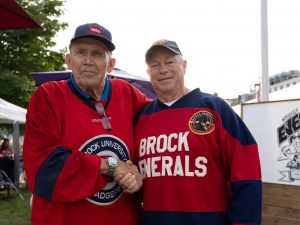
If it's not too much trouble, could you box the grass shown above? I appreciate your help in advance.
[0,187,32,225]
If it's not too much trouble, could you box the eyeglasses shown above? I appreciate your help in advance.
[95,102,112,130]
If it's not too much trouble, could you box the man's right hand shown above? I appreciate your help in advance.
[113,160,143,194]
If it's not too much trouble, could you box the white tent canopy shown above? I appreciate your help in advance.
[0,97,26,189]
[0,98,26,124]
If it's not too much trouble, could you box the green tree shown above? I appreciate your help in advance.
[0,0,68,108]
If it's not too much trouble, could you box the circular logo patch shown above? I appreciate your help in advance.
[79,135,129,205]
[189,111,215,135]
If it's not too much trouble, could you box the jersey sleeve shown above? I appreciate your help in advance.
[219,101,262,225]
[23,84,106,202]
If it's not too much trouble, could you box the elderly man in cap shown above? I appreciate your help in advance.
[134,39,262,225]
[23,23,150,225]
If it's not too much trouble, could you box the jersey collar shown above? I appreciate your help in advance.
[70,72,110,101]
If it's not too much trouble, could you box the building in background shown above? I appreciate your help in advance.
[231,70,300,105]
[269,70,300,93]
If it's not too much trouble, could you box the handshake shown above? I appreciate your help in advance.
[102,157,143,194]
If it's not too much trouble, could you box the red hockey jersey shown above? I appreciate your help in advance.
[134,89,262,225]
[23,79,149,225]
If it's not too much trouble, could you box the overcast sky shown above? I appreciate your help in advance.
[54,0,300,99]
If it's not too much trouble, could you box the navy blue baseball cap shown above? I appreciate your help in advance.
[71,23,115,51]
[145,39,182,63]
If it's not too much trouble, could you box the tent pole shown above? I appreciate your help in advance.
[13,121,20,190]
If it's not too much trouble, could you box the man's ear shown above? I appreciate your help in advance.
[182,60,187,75]
[107,58,116,73]
[66,54,72,69]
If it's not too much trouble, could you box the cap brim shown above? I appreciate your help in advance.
[71,35,115,51]
[145,45,180,62]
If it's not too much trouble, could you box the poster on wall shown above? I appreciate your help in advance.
[242,99,300,185]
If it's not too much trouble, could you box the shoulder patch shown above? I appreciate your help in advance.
[189,111,215,135]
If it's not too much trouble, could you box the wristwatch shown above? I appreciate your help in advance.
[106,157,118,176]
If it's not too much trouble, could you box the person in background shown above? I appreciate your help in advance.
[134,39,262,225]
[0,137,14,182]
[23,23,150,225]
[213,92,231,106]
[0,138,14,156]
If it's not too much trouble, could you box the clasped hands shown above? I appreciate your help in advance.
[113,160,142,194]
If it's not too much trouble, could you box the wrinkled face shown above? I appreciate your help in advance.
[66,38,115,90]
[146,48,186,98]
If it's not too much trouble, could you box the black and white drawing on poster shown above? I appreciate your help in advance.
[277,108,300,182]
[242,99,300,186]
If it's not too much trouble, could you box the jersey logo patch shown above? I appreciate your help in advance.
[189,111,215,135]
[79,135,129,206]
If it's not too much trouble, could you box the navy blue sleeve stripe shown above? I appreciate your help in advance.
[229,180,262,224]
[34,146,71,200]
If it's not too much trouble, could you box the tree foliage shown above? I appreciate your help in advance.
[0,0,68,107]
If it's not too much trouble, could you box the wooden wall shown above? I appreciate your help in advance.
[262,182,300,225]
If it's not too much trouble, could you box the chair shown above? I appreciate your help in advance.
[0,170,11,197]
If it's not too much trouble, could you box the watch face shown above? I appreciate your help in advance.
[108,157,117,167]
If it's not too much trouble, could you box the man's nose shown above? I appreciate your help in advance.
[83,53,94,64]
[158,64,169,73]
